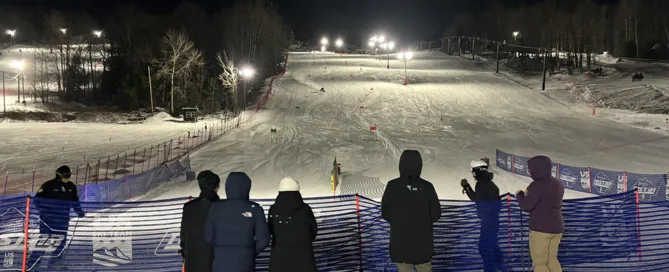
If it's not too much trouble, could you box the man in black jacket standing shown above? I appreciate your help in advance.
[461,160,504,272]
[268,177,318,272]
[180,170,221,272]
[381,150,441,272]
[28,165,84,270]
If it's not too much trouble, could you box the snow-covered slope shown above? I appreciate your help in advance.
[152,51,669,201]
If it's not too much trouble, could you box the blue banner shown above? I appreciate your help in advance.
[557,164,592,194]
[626,172,667,202]
[512,155,531,177]
[495,149,512,172]
[589,168,623,196]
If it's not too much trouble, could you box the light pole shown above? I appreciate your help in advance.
[90,30,103,93]
[320,37,328,53]
[386,41,395,69]
[5,30,15,46]
[513,31,520,43]
[238,67,254,125]
[9,60,24,103]
[398,51,412,85]
[335,38,343,53]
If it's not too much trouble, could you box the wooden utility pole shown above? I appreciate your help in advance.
[148,66,154,115]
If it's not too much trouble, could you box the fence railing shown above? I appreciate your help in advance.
[496,149,669,202]
[1,54,289,198]
[1,190,661,271]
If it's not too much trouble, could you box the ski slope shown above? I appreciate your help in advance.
[147,51,669,201]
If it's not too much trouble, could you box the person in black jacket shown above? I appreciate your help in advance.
[461,160,505,272]
[28,165,84,270]
[205,172,270,272]
[268,177,318,272]
[381,150,441,272]
[180,170,221,272]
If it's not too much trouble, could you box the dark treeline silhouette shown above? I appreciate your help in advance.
[0,0,291,113]
[444,0,669,61]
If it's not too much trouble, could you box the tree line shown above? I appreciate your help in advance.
[444,0,669,61]
[0,0,291,114]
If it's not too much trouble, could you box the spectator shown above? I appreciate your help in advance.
[29,165,85,270]
[268,177,318,272]
[180,170,221,272]
[205,172,270,272]
[461,160,504,272]
[516,155,564,272]
[381,150,441,272]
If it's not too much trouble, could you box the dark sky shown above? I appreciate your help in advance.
[2,0,620,45]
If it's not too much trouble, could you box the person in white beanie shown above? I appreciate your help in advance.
[268,177,318,272]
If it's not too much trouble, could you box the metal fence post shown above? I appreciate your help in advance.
[105,155,111,180]
[113,154,120,180]
[3,171,8,197]
[355,194,363,271]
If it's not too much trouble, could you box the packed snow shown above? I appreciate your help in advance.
[149,51,669,201]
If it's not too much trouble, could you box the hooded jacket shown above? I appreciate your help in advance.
[381,150,441,264]
[268,191,318,272]
[181,190,220,272]
[205,172,270,272]
[517,156,564,234]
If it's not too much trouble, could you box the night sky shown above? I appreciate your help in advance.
[1,0,620,44]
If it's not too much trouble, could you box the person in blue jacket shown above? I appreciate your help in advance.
[205,172,270,272]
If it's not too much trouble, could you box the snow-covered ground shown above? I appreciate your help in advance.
[149,51,669,202]
[0,113,218,182]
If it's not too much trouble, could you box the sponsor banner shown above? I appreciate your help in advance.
[557,164,591,194]
[512,155,531,178]
[626,172,666,202]
[495,149,512,172]
[589,168,622,196]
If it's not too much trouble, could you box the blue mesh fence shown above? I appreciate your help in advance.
[497,149,668,202]
[1,191,666,271]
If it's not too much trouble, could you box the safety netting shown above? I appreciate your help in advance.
[0,190,665,271]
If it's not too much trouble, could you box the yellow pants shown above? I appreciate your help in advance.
[396,262,432,272]
[529,230,563,272]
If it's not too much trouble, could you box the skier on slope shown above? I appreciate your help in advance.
[461,160,505,272]
[28,165,85,270]
[180,170,221,272]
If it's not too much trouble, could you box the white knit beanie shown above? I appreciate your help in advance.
[279,177,300,192]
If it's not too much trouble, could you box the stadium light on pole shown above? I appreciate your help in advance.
[93,30,103,38]
[386,41,395,69]
[398,51,412,84]
[378,35,385,43]
[60,28,67,35]
[321,37,329,46]
[9,60,24,102]
[335,38,343,48]
[238,66,254,124]
[5,29,15,46]
[513,31,520,42]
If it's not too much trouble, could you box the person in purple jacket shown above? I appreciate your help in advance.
[516,155,564,272]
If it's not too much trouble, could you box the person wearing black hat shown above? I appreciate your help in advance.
[180,170,221,272]
[28,165,84,270]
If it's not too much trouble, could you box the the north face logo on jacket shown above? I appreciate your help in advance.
[242,212,252,218]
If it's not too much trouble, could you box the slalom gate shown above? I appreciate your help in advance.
[496,149,669,202]
[1,190,668,271]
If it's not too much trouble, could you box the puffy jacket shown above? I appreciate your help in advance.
[180,191,219,272]
[268,191,318,272]
[35,177,84,222]
[205,172,270,272]
[517,156,564,234]
[381,150,441,264]
[464,170,502,222]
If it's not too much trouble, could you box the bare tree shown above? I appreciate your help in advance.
[216,51,240,114]
[157,30,204,113]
